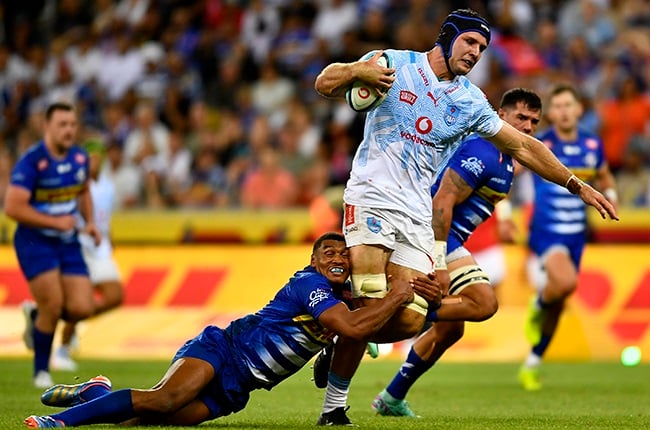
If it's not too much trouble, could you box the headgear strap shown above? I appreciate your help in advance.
[435,9,491,75]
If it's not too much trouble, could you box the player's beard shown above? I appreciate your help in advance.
[51,135,73,156]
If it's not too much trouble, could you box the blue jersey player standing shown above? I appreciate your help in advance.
[314,8,616,425]
[519,84,618,391]
[24,233,441,428]
[369,88,542,417]
[4,102,101,388]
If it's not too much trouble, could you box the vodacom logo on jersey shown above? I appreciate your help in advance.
[400,116,435,147]
[415,116,433,134]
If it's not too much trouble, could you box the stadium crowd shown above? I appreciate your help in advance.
[0,0,649,211]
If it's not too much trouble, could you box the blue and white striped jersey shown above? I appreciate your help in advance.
[228,266,350,387]
[530,128,605,235]
[10,141,89,240]
[432,136,514,253]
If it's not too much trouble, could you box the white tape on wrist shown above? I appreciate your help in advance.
[433,240,447,270]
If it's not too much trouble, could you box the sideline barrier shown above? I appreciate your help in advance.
[0,244,649,361]
[1,208,649,244]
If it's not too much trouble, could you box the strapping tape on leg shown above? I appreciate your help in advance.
[448,265,490,295]
[351,274,387,299]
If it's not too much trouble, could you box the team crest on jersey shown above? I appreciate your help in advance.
[37,159,48,171]
[75,153,86,164]
[460,156,485,176]
[444,105,459,125]
[585,138,599,150]
[584,152,597,167]
[366,216,382,234]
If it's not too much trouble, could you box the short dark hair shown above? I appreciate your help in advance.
[45,102,75,121]
[312,232,345,253]
[548,83,581,102]
[500,88,542,111]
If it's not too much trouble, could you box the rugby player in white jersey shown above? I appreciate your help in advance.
[52,138,124,371]
[313,8,618,425]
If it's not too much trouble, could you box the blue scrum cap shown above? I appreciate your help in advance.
[436,9,491,70]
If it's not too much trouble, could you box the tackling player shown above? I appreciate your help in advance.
[24,233,441,428]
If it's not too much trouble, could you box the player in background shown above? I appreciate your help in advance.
[24,233,441,428]
[519,84,618,391]
[313,8,617,425]
[51,138,124,371]
[371,88,541,417]
[4,102,101,388]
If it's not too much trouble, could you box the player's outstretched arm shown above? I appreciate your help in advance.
[314,51,395,98]
[318,278,415,341]
[488,122,619,220]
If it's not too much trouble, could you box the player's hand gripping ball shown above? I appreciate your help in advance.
[345,52,392,112]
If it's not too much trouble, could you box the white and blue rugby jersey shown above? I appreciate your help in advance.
[530,128,605,235]
[228,266,350,387]
[78,173,116,259]
[432,136,514,253]
[344,49,503,223]
[10,141,89,239]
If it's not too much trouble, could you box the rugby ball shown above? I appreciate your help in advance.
[345,53,392,113]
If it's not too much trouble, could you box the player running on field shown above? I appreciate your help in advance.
[371,88,542,417]
[313,8,617,425]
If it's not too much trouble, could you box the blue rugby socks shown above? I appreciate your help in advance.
[33,327,54,375]
[386,347,433,400]
[52,389,135,426]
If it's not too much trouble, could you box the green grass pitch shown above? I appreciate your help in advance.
[1,358,649,429]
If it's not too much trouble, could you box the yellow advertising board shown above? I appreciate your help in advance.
[0,244,649,361]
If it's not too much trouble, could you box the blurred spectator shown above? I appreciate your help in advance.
[181,147,230,208]
[123,101,170,192]
[163,49,202,104]
[241,0,282,65]
[240,146,298,209]
[134,42,167,106]
[250,60,296,127]
[311,0,358,58]
[354,7,393,56]
[97,30,145,102]
[63,29,102,86]
[114,0,151,29]
[557,0,618,52]
[392,0,440,52]
[102,142,142,209]
[615,135,650,207]
[162,130,193,207]
[100,102,132,149]
[269,7,319,80]
[597,76,650,170]
[53,0,93,39]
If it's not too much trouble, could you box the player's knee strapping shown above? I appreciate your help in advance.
[351,274,428,315]
[351,274,387,299]
[448,265,490,295]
